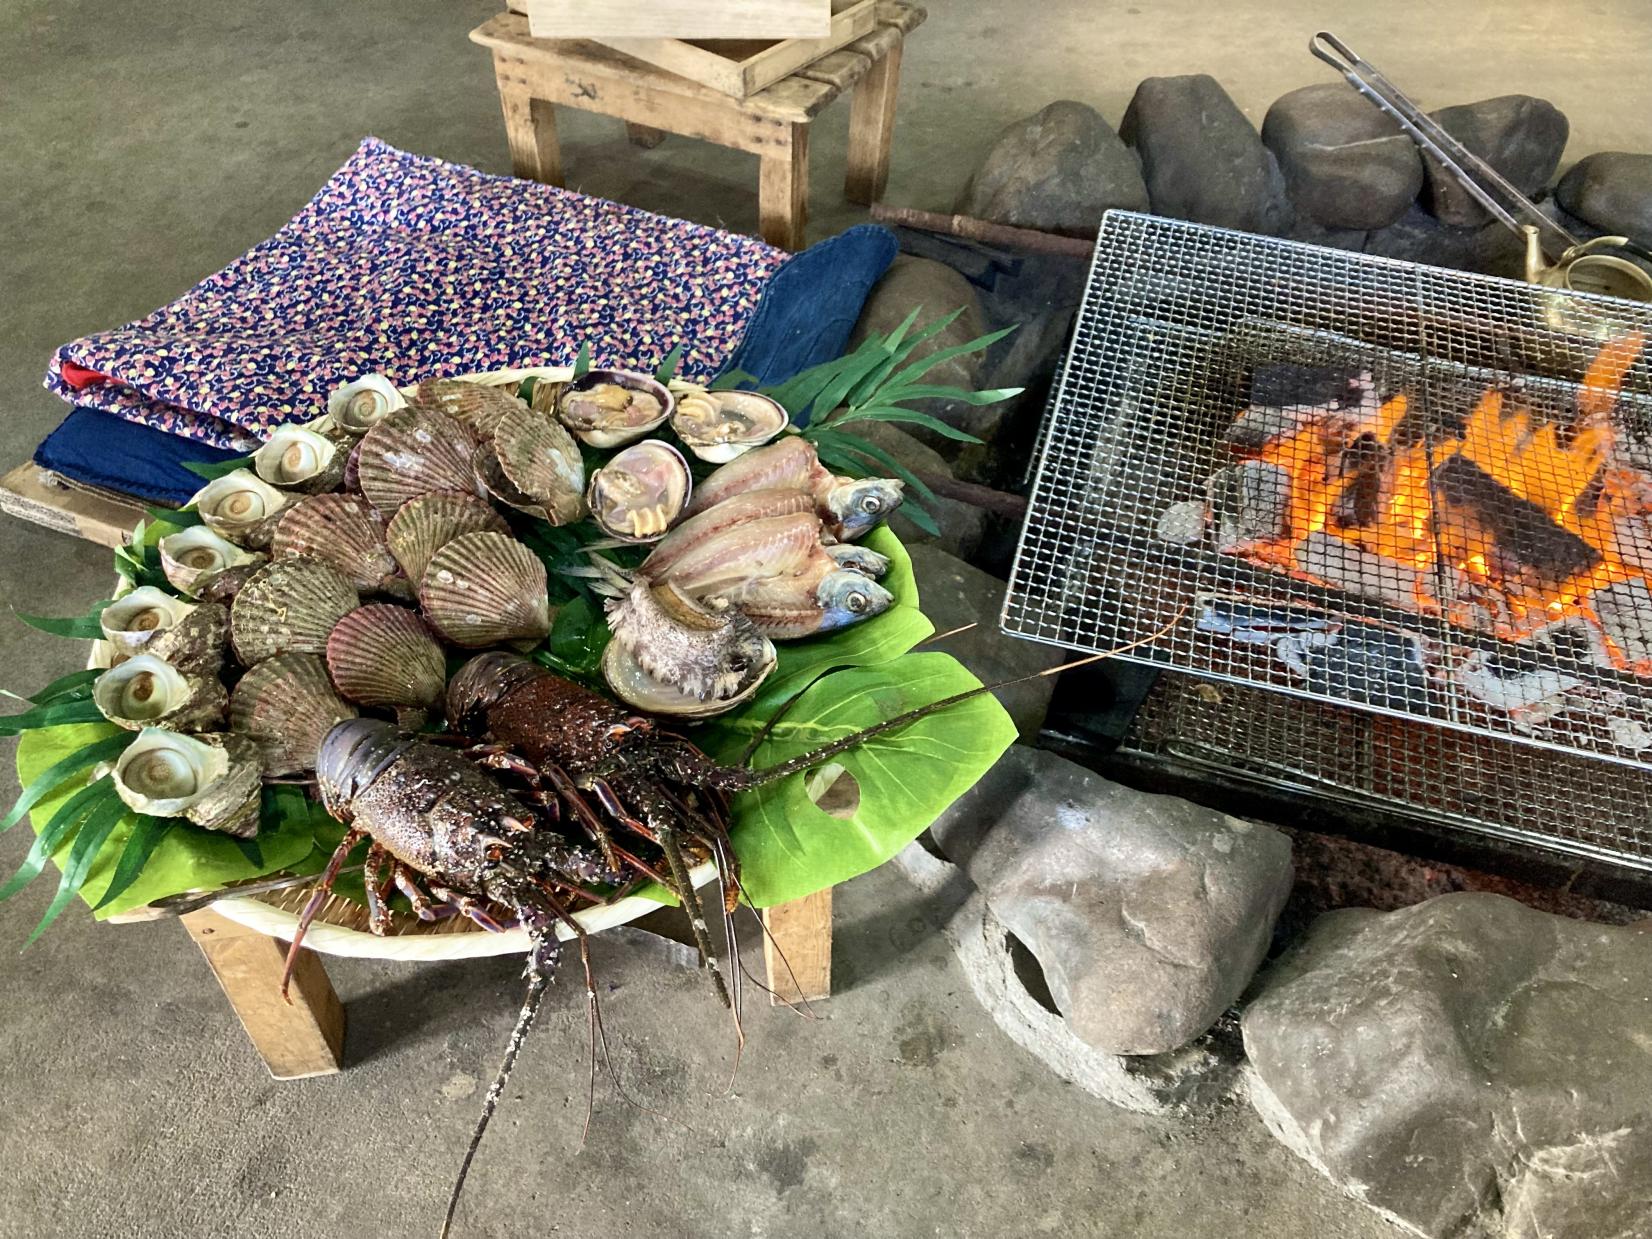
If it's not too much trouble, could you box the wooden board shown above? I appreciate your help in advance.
[595,0,876,98]
[0,462,146,548]
[762,888,832,1004]
[525,0,831,41]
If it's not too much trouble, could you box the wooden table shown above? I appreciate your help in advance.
[470,4,926,250]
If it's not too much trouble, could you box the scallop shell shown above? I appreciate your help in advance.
[586,440,692,542]
[671,389,789,463]
[326,374,405,434]
[230,556,361,665]
[325,604,447,712]
[114,729,262,837]
[411,378,526,441]
[557,370,674,448]
[93,654,227,732]
[191,470,295,548]
[229,652,357,776]
[100,588,195,655]
[479,403,586,526]
[419,531,551,648]
[159,526,265,596]
[384,491,511,587]
[271,493,410,598]
[253,425,346,493]
[355,405,481,513]
[604,580,775,707]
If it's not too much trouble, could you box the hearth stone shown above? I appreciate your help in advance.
[955,100,1149,238]
[1244,893,1652,1239]
[1120,74,1290,235]
[929,746,1294,1056]
[1590,577,1652,663]
[1422,96,1569,227]
[1556,151,1652,249]
[1362,201,1527,277]
[1261,83,1423,231]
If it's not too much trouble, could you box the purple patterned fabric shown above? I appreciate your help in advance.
[45,138,789,450]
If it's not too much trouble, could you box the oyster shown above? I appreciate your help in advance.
[682,436,903,541]
[230,556,361,665]
[557,370,674,448]
[100,587,195,655]
[587,440,692,542]
[325,604,447,716]
[356,405,482,513]
[271,493,411,599]
[253,425,346,493]
[93,653,226,732]
[229,652,357,776]
[639,489,815,581]
[158,527,265,596]
[671,389,788,463]
[384,491,510,587]
[191,470,295,548]
[326,374,405,434]
[475,403,586,526]
[411,378,525,441]
[420,531,551,647]
[113,729,262,837]
[604,580,774,714]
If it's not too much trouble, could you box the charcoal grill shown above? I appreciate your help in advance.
[1005,211,1652,870]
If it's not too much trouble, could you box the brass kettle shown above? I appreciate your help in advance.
[1523,226,1652,301]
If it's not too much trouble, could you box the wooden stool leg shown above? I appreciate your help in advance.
[626,122,668,149]
[499,84,563,186]
[762,888,832,1005]
[183,908,345,1080]
[759,123,810,251]
[844,44,904,205]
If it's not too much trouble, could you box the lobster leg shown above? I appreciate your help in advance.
[362,843,392,936]
[280,827,364,1001]
[431,885,508,934]
[392,865,440,921]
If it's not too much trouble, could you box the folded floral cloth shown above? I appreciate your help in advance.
[44,137,791,450]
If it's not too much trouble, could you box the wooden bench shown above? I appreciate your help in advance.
[470,3,926,250]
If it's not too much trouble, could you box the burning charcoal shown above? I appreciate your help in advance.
[1590,578,1652,663]
[1196,596,1330,645]
[1431,454,1602,585]
[1225,364,1374,449]
[1453,650,1582,716]
[1529,617,1616,669]
[1294,530,1426,611]
[1273,622,1429,711]
[1209,460,1291,550]
[1330,432,1392,529]
[1156,499,1208,545]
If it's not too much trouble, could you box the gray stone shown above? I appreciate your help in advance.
[850,421,987,560]
[1363,201,1526,276]
[1424,96,1569,227]
[1244,893,1652,1239]
[1262,83,1423,230]
[956,100,1149,238]
[1120,74,1291,234]
[931,747,1294,1054]
[1557,151,1652,249]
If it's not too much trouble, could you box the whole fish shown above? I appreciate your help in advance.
[682,437,904,542]
[734,569,894,639]
[825,543,890,578]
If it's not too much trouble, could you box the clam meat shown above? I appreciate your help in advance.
[670,389,788,463]
[557,370,673,448]
[586,440,692,542]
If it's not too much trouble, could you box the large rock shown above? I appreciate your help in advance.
[1557,151,1652,249]
[1120,74,1290,234]
[1363,202,1525,277]
[1244,893,1652,1239]
[956,101,1149,238]
[1261,83,1423,231]
[930,747,1294,1054]
[1423,96,1568,226]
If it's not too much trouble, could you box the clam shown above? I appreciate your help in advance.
[92,653,226,732]
[253,424,346,493]
[557,370,674,448]
[385,491,510,587]
[230,556,361,665]
[326,374,405,435]
[325,604,447,717]
[113,729,262,837]
[476,403,586,526]
[411,378,525,441]
[190,470,295,548]
[671,389,788,463]
[229,652,357,776]
[100,588,195,655]
[158,526,265,596]
[604,580,774,714]
[271,493,410,598]
[420,531,551,648]
[355,405,482,513]
[586,440,692,542]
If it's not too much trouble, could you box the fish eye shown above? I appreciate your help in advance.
[847,591,869,613]
[860,495,884,514]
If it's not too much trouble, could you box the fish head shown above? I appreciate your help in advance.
[813,570,894,632]
[822,477,905,541]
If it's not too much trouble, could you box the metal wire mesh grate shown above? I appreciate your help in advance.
[1005,211,1652,770]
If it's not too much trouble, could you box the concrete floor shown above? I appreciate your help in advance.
[4,1,1652,1235]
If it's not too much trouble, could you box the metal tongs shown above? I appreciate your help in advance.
[1310,31,1652,303]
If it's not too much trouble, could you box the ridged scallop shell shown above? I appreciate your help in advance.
[191,470,295,548]
[384,491,510,587]
[587,440,692,542]
[478,403,586,526]
[271,493,410,599]
[325,604,447,711]
[326,374,405,434]
[93,654,227,732]
[100,588,195,655]
[419,532,551,648]
[159,526,265,596]
[356,405,481,513]
[253,425,346,493]
[671,389,789,463]
[230,556,361,665]
[557,370,675,448]
[113,730,262,836]
[411,378,526,441]
[229,652,357,776]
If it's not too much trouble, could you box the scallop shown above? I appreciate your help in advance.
[671,389,789,463]
[159,527,265,596]
[230,556,361,665]
[557,370,674,448]
[411,378,526,441]
[229,652,357,776]
[355,405,482,513]
[191,470,296,548]
[253,425,345,493]
[384,491,510,587]
[271,493,410,598]
[100,588,195,655]
[93,654,226,732]
[419,531,551,648]
[325,604,447,714]
[113,729,262,837]
[476,403,586,526]
[586,440,692,542]
[326,374,405,434]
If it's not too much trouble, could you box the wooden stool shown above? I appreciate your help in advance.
[469,4,926,250]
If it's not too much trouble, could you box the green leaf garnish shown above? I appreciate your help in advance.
[572,342,592,380]
[1,731,130,834]
[181,455,254,481]
[27,789,129,944]
[0,776,112,904]
[13,600,112,640]
[92,815,176,910]
[0,698,107,738]
[654,343,686,384]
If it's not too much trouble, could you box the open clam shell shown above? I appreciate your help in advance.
[253,425,346,493]
[604,580,776,708]
[229,652,357,776]
[557,369,674,448]
[113,730,262,837]
[271,493,410,599]
[411,378,525,442]
[159,527,265,596]
[587,440,692,542]
[326,374,405,435]
[384,491,510,587]
[477,404,586,526]
[326,604,447,714]
[356,405,482,513]
[191,470,295,548]
[230,556,361,665]
[93,653,227,732]
[671,389,789,463]
[419,531,551,648]
[100,588,195,655]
